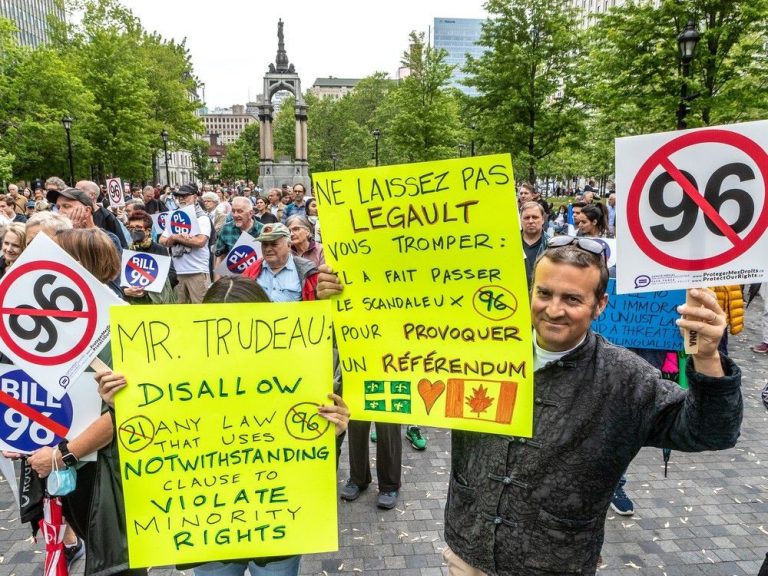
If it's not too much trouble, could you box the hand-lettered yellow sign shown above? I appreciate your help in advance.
[110,301,337,567]
[313,154,533,436]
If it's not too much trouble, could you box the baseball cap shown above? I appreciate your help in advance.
[256,223,291,242]
[174,183,198,196]
[47,187,95,209]
[26,201,36,209]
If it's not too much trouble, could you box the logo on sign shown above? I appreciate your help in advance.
[0,369,72,452]
[226,245,258,274]
[169,211,193,234]
[125,254,159,287]
[157,212,169,231]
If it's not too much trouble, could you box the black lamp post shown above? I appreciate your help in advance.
[243,150,250,183]
[160,129,170,186]
[458,143,466,158]
[676,20,700,130]
[470,122,476,157]
[62,116,74,186]
[372,128,381,166]
[331,152,337,170]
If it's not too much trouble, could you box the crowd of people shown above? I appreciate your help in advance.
[0,173,758,575]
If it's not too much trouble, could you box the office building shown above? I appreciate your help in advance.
[433,17,485,96]
[202,105,258,146]
[0,0,65,48]
[309,77,361,101]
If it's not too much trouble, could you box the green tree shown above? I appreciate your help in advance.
[271,95,296,159]
[580,0,768,136]
[464,0,586,182]
[219,123,260,184]
[381,31,463,163]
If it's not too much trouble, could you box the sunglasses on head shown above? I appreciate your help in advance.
[547,235,607,260]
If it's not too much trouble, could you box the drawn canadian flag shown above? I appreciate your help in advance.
[444,378,517,424]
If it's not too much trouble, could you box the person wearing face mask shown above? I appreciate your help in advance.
[122,209,178,304]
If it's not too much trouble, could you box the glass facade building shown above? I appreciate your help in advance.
[0,0,65,48]
[433,17,485,97]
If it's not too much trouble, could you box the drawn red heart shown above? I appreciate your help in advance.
[418,379,445,415]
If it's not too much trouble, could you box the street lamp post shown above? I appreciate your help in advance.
[62,116,74,186]
[244,150,250,183]
[372,128,381,167]
[458,143,466,158]
[160,129,171,186]
[470,122,476,157]
[331,152,337,170]
[676,20,700,130]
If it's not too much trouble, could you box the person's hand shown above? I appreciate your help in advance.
[318,393,349,436]
[94,370,127,408]
[68,204,89,228]
[28,446,56,478]
[316,264,344,300]
[676,288,727,374]
[123,287,145,298]
[2,451,23,460]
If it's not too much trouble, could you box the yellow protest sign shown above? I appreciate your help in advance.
[313,154,533,437]
[110,301,338,567]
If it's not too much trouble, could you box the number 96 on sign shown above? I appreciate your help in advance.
[0,369,72,453]
[227,246,258,274]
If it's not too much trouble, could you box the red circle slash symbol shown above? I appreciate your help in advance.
[627,129,768,271]
[0,261,97,366]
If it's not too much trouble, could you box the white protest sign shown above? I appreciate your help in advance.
[0,366,101,460]
[584,237,616,270]
[0,233,126,399]
[120,249,172,293]
[214,231,263,277]
[164,205,201,237]
[151,211,170,236]
[106,177,125,208]
[616,120,768,293]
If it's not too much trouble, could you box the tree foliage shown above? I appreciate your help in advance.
[464,0,586,182]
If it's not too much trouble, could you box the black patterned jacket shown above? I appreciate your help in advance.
[444,330,742,576]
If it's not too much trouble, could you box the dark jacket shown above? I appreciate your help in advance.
[444,331,742,576]
[93,207,128,248]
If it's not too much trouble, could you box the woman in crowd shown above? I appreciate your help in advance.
[306,198,322,242]
[57,228,124,298]
[0,222,26,279]
[286,214,325,266]
[254,196,278,224]
[575,203,610,237]
[95,276,349,576]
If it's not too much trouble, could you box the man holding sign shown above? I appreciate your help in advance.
[317,238,742,575]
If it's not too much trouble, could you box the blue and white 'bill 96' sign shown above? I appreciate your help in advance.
[0,365,102,458]
[120,250,172,293]
[165,205,201,236]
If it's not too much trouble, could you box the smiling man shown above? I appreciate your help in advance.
[315,236,743,576]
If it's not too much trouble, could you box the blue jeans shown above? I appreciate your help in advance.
[194,556,301,576]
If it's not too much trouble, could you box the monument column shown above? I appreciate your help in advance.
[295,104,308,162]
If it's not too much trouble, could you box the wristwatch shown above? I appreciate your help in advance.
[58,440,78,468]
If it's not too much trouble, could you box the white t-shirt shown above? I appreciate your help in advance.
[162,213,211,275]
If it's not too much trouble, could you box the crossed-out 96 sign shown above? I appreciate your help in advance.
[0,262,97,365]
[227,245,258,274]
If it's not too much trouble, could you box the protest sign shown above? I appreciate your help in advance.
[591,279,685,350]
[110,301,337,567]
[165,205,201,236]
[313,154,533,437]
[214,231,263,277]
[0,366,102,460]
[151,211,170,236]
[120,249,172,293]
[0,234,125,399]
[616,120,768,293]
[106,178,125,208]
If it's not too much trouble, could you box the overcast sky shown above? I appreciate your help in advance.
[115,0,488,109]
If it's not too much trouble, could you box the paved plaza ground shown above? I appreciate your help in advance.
[0,296,766,575]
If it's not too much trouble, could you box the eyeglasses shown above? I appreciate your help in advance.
[127,226,147,232]
[547,235,607,260]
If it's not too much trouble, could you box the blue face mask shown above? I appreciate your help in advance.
[47,450,77,496]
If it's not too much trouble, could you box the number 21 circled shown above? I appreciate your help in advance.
[627,129,768,271]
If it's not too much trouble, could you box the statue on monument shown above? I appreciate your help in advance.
[275,19,291,73]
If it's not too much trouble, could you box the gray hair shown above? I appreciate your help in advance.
[45,177,67,192]
[201,192,219,203]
